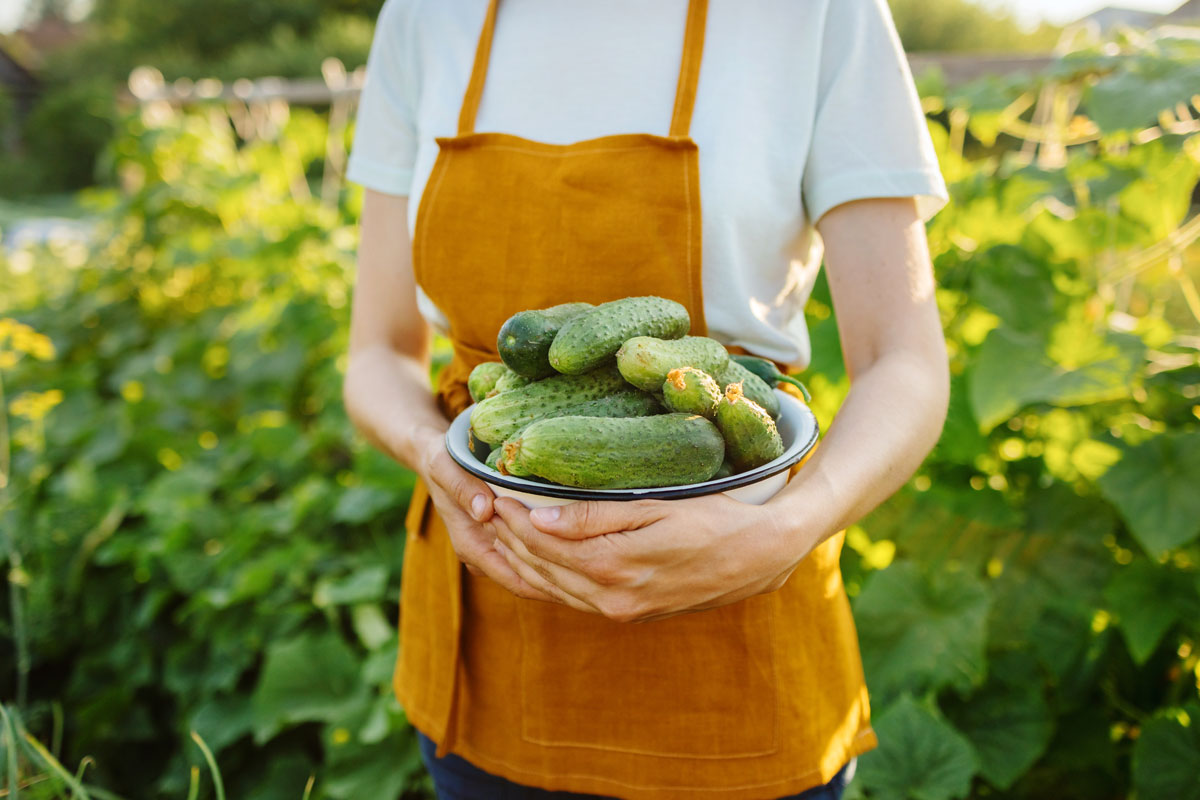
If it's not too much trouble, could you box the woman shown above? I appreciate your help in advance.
[343,1,949,798]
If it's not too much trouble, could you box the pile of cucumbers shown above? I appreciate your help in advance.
[465,296,810,490]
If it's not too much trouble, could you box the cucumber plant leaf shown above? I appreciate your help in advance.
[857,695,978,800]
[854,561,991,701]
[1097,432,1200,557]
[1131,706,1200,800]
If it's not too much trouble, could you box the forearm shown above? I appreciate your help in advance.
[343,345,446,471]
[772,347,948,550]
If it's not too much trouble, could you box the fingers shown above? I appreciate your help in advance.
[493,502,655,621]
[493,538,598,615]
[528,499,664,539]
[427,448,494,522]
[491,498,606,574]
[468,540,559,603]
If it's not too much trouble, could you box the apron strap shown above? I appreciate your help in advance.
[669,0,708,138]
[457,0,501,135]
[457,0,709,138]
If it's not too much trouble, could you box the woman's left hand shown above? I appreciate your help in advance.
[489,494,816,622]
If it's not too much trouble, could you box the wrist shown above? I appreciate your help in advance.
[395,422,447,478]
[763,469,840,563]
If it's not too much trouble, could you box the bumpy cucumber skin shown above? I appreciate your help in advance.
[506,413,725,489]
[498,302,593,379]
[715,383,785,471]
[469,366,629,445]
[468,362,508,403]
[491,368,535,395]
[616,336,730,392]
[716,360,781,419]
[661,366,720,418]
[495,391,662,475]
[548,296,690,375]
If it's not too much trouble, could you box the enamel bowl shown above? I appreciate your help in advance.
[446,389,819,508]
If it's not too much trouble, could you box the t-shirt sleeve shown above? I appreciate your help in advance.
[346,0,419,196]
[802,0,948,223]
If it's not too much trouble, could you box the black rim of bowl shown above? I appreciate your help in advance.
[447,405,819,502]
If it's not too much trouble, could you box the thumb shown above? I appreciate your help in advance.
[530,500,660,538]
[430,452,494,522]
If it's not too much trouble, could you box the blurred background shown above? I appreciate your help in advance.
[1,1,1199,798]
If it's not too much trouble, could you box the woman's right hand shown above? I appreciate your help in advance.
[414,427,555,601]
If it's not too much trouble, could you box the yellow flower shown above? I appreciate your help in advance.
[9,390,65,421]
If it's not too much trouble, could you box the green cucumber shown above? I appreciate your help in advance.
[468,427,491,462]
[469,366,629,445]
[713,459,735,479]
[730,355,811,402]
[484,447,503,471]
[548,296,690,375]
[491,368,535,395]
[468,362,508,403]
[715,360,780,419]
[661,366,720,418]
[616,336,729,392]
[715,382,784,471]
[503,413,725,489]
[498,302,593,379]
[495,391,662,476]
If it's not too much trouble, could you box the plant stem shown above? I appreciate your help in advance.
[0,371,28,711]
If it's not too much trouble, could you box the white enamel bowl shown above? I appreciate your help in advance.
[446,389,819,508]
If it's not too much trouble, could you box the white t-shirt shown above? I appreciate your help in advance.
[347,0,947,367]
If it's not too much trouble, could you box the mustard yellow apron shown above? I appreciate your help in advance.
[397,2,876,796]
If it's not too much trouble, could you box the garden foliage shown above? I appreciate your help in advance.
[1,36,1199,800]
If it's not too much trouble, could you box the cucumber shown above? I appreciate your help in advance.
[616,336,729,393]
[730,355,811,402]
[715,382,784,471]
[484,447,503,471]
[713,459,735,479]
[715,360,781,419]
[498,302,593,379]
[549,296,690,375]
[468,362,508,403]
[661,366,720,418]
[496,391,663,476]
[469,366,629,445]
[491,368,534,395]
[503,413,725,489]
[468,427,491,462]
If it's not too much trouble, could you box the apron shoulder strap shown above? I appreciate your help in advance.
[669,0,708,138]
[457,0,709,138]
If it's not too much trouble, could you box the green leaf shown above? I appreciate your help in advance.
[934,376,989,464]
[968,325,1141,432]
[1131,706,1200,800]
[313,565,389,607]
[854,562,991,700]
[857,696,978,800]
[351,604,395,651]
[970,245,1056,333]
[1104,560,1200,664]
[251,633,368,743]
[323,728,421,800]
[332,486,403,524]
[187,693,254,754]
[1085,55,1200,133]
[1097,432,1200,556]
[949,682,1053,790]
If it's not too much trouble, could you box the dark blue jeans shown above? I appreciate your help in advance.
[418,732,854,800]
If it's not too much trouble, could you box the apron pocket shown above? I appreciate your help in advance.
[516,594,778,758]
